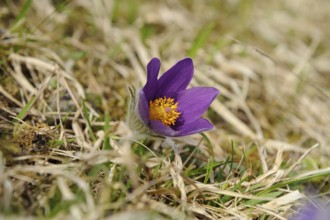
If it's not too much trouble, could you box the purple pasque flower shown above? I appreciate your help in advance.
[138,57,219,137]
[290,203,329,220]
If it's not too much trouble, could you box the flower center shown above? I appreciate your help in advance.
[149,97,181,126]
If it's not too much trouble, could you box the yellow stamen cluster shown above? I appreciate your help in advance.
[149,97,181,126]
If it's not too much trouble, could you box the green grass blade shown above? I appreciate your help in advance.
[16,96,36,121]
[13,0,33,26]
[260,167,330,195]
[82,101,96,142]
[245,191,283,206]
[229,140,235,173]
[201,133,215,183]
[102,112,112,150]
[187,22,215,58]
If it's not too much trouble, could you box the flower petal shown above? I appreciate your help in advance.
[143,58,161,101]
[157,58,193,97]
[137,89,149,126]
[176,87,219,124]
[150,120,177,137]
[175,118,214,137]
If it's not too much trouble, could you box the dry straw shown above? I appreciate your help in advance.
[0,0,329,219]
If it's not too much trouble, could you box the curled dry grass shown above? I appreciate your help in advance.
[0,0,330,219]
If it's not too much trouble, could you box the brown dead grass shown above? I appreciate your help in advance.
[0,0,330,219]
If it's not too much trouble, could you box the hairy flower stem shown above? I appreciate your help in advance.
[165,138,183,172]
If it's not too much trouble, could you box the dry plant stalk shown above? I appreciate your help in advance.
[0,0,329,219]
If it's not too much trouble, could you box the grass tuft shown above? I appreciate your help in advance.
[0,0,329,219]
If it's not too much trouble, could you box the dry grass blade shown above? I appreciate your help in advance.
[0,0,329,219]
